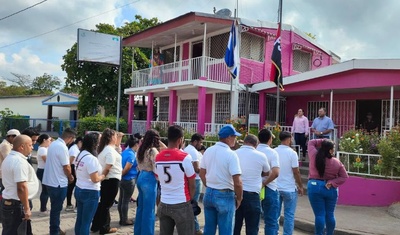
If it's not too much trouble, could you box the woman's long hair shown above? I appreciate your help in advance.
[315,139,335,177]
[81,132,100,156]
[137,129,160,163]
[98,128,116,154]
[37,134,50,145]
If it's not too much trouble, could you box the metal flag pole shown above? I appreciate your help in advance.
[116,36,123,131]
[275,0,283,125]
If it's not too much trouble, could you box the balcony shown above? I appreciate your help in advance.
[131,56,231,88]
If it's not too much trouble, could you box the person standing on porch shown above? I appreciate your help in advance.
[307,139,348,235]
[292,108,309,160]
[200,124,243,235]
[234,134,270,235]
[311,108,335,139]
[257,129,280,235]
[275,131,304,235]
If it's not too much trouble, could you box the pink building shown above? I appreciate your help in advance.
[123,11,342,135]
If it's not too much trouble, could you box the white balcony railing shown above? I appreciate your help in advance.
[132,120,147,135]
[151,121,169,131]
[174,122,197,133]
[131,56,231,88]
[204,123,225,135]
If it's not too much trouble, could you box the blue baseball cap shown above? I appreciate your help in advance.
[218,124,242,138]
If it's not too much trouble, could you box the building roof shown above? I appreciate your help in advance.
[42,92,79,107]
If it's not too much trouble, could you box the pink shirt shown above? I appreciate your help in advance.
[308,139,348,188]
[292,115,309,135]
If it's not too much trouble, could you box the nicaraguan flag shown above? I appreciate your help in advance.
[270,23,284,90]
[224,22,239,79]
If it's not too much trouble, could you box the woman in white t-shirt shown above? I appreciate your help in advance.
[74,132,105,235]
[36,133,52,213]
[90,128,122,234]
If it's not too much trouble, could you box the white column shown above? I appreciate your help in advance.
[202,23,207,77]
[330,89,333,117]
[390,86,394,129]
[150,41,154,83]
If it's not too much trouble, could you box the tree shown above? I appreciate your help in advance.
[0,73,61,96]
[61,15,159,117]
[29,73,61,95]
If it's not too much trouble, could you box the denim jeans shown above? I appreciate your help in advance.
[74,187,100,235]
[91,178,119,234]
[234,191,261,235]
[262,187,280,235]
[118,178,136,223]
[203,187,235,235]
[193,179,202,231]
[36,168,49,212]
[1,199,31,235]
[278,191,298,235]
[308,180,338,235]
[66,164,76,206]
[157,201,194,235]
[294,133,307,157]
[46,185,68,235]
[134,171,157,235]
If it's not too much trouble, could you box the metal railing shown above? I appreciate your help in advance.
[131,56,231,88]
[204,123,225,135]
[337,151,400,179]
[173,122,197,134]
[151,121,169,131]
[131,120,147,135]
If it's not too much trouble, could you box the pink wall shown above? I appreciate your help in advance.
[338,176,400,206]
[240,58,264,84]
[197,86,207,134]
[205,94,213,123]
[182,42,189,60]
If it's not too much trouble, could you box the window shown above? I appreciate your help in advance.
[265,95,286,124]
[293,50,312,72]
[180,99,198,122]
[163,46,180,64]
[307,101,329,121]
[209,33,229,58]
[238,92,259,118]
[240,33,265,62]
[158,97,169,121]
[215,93,230,123]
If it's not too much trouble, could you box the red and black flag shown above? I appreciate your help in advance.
[270,24,284,91]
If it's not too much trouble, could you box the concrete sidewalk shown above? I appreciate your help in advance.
[1,193,398,234]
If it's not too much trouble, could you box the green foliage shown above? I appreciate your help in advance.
[0,73,60,96]
[29,73,61,95]
[61,15,160,117]
[339,129,380,154]
[377,127,400,177]
[52,120,70,133]
[77,114,127,136]
[0,108,29,136]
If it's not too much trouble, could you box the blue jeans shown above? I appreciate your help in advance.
[203,187,235,235]
[134,171,157,235]
[118,178,136,223]
[194,179,202,231]
[74,187,100,235]
[1,199,32,235]
[262,187,280,235]
[46,185,68,235]
[308,180,338,235]
[234,191,261,235]
[36,168,49,212]
[278,191,298,235]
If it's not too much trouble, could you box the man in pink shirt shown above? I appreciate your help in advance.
[291,109,309,160]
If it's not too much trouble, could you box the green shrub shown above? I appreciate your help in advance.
[0,108,29,136]
[77,114,127,136]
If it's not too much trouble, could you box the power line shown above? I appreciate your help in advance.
[0,0,141,49]
[0,0,48,22]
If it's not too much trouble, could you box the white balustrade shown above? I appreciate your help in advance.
[132,120,147,135]
[174,122,197,133]
[204,123,225,135]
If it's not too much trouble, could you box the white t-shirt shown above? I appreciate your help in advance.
[184,144,202,180]
[155,149,196,204]
[69,144,80,163]
[236,145,270,193]
[1,150,39,200]
[275,145,299,192]
[200,142,241,190]
[42,138,70,188]
[75,150,102,191]
[256,144,280,191]
[98,145,122,180]
[37,146,47,169]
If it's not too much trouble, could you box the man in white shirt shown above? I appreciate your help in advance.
[234,134,270,235]
[184,133,204,235]
[42,128,76,235]
[1,135,39,234]
[275,131,304,235]
[155,125,196,234]
[0,129,20,197]
[257,129,281,235]
[200,124,243,235]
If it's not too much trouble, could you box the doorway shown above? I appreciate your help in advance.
[191,41,203,80]
[356,100,381,133]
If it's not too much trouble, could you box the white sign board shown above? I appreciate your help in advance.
[77,28,121,66]
[249,114,260,125]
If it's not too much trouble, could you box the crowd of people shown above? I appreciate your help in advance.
[0,109,348,235]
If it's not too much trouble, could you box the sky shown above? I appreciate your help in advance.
[1,0,399,86]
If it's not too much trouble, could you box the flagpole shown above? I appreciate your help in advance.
[275,0,283,125]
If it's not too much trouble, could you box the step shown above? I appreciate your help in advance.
[299,166,309,176]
